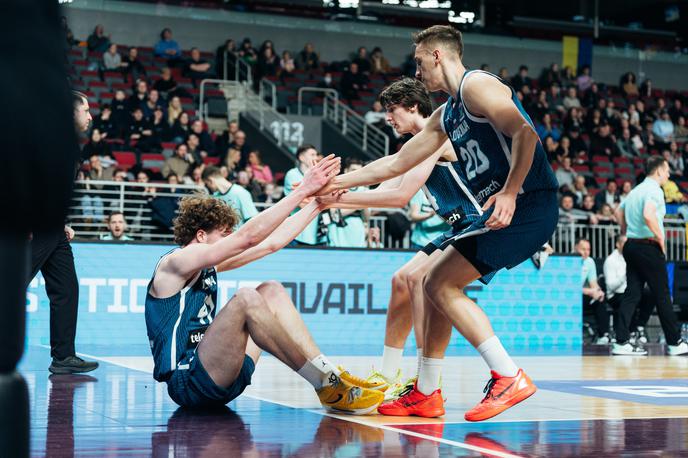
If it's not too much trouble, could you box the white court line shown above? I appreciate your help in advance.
[69,351,523,458]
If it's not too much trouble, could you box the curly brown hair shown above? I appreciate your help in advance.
[173,195,240,246]
[379,78,433,117]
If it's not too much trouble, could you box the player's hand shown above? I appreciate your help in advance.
[299,154,341,196]
[482,190,516,230]
[64,225,75,242]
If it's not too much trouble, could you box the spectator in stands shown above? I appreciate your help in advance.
[576,65,594,92]
[215,119,239,157]
[565,105,585,133]
[82,128,112,160]
[142,89,162,120]
[590,121,618,159]
[661,179,688,221]
[184,47,213,87]
[536,113,561,142]
[87,24,110,53]
[531,91,550,121]
[576,238,609,344]
[122,47,146,81]
[169,111,190,143]
[580,195,599,224]
[641,118,657,150]
[167,95,183,125]
[100,212,133,241]
[352,47,371,74]
[556,136,572,162]
[620,72,639,98]
[567,127,588,162]
[538,63,561,89]
[280,51,295,79]
[230,130,250,164]
[617,127,640,158]
[61,16,78,47]
[185,164,205,187]
[543,136,559,162]
[675,116,688,139]
[128,79,149,112]
[155,67,182,101]
[88,154,115,185]
[111,90,130,137]
[560,66,575,85]
[586,108,602,135]
[150,107,168,144]
[547,84,565,113]
[236,170,263,201]
[653,110,675,145]
[401,53,416,77]
[189,120,214,156]
[497,67,509,80]
[92,105,116,138]
[364,100,386,127]
[572,174,588,207]
[583,82,602,109]
[596,203,618,225]
[162,143,194,178]
[77,170,105,223]
[562,86,581,110]
[595,179,620,211]
[664,148,684,179]
[103,43,123,71]
[222,148,241,180]
[256,46,279,83]
[246,150,273,188]
[238,38,258,67]
[669,98,683,124]
[128,107,156,152]
[340,62,369,102]
[317,72,337,91]
[511,65,531,90]
[558,194,588,224]
[370,47,391,75]
[148,173,183,233]
[295,42,319,71]
[653,98,668,120]
[626,103,641,129]
[619,180,633,203]
[202,165,258,228]
[154,28,182,64]
[216,39,237,79]
[185,133,204,163]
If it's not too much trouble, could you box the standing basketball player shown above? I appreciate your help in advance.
[322,25,559,421]
[27,91,98,375]
[145,155,385,413]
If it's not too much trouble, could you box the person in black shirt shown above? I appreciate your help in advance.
[128,107,157,153]
[190,119,215,156]
[352,47,371,74]
[87,24,110,53]
[143,89,163,120]
[82,128,112,159]
[150,107,170,143]
[215,39,237,79]
[128,79,149,112]
[340,62,369,102]
[295,43,319,71]
[122,47,146,81]
[184,47,213,87]
[169,111,191,143]
[589,121,619,159]
[111,90,130,139]
[92,104,117,138]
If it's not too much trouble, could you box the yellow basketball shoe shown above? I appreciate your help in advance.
[338,365,388,391]
[317,373,384,415]
[365,369,401,400]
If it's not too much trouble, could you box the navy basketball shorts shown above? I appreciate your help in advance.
[167,350,255,408]
[441,190,558,284]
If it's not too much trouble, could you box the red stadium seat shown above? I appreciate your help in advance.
[114,152,137,170]
[203,157,220,165]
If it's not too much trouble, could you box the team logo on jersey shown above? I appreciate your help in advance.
[450,119,470,142]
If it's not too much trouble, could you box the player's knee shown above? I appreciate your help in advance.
[256,280,285,299]
[234,287,266,313]
[406,269,424,293]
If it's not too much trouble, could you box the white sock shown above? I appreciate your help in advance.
[417,356,442,395]
[381,345,403,380]
[416,348,423,377]
[476,336,519,377]
[297,355,341,390]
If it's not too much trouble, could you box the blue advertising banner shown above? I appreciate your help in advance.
[26,243,582,356]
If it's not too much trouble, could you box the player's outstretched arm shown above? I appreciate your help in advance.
[463,73,539,230]
[164,155,340,278]
[319,145,447,209]
[216,200,324,271]
[325,108,447,192]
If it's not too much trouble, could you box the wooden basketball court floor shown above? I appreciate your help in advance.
[21,345,688,457]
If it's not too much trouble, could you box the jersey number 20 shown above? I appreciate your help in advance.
[460,139,490,180]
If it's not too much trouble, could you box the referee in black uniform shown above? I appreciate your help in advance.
[27,92,98,374]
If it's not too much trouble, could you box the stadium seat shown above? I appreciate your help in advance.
[113,152,137,170]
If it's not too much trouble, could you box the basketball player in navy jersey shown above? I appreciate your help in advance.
[318,78,482,401]
[321,25,559,420]
[145,155,385,414]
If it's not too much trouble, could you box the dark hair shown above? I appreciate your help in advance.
[72,90,88,108]
[412,25,463,59]
[519,65,528,72]
[201,165,222,180]
[646,155,667,175]
[296,144,317,159]
[173,195,239,245]
[607,178,616,186]
[379,78,433,117]
[576,238,590,245]
[160,28,172,40]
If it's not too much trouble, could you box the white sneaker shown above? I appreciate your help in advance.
[636,327,648,345]
[595,334,611,345]
[667,340,688,356]
[612,342,648,356]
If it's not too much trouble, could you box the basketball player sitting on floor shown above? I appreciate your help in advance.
[144,155,385,413]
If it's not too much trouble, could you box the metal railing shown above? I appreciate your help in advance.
[243,82,303,153]
[551,219,687,261]
[222,50,253,85]
[259,78,278,110]
[297,87,339,119]
[198,79,232,124]
[322,91,389,158]
[68,180,204,241]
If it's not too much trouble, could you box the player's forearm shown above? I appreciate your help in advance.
[502,124,537,195]
[217,201,321,271]
[235,188,309,247]
[330,188,411,210]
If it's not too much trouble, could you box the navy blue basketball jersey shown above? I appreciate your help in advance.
[422,161,483,229]
[145,250,218,382]
[440,70,558,206]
